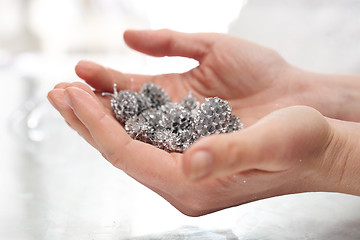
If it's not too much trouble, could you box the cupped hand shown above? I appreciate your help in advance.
[74,29,306,126]
[48,80,338,216]
[47,30,345,216]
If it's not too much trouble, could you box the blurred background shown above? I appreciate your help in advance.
[1,0,360,239]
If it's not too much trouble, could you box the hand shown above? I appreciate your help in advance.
[48,81,350,216]
[73,29,306,127]
[48,30,360,216]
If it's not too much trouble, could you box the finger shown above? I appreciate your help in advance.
[47,89,99,149]
[182,130,273,181]
[63,86,182,189]
[54,82,71,89]
[74,60,193,103]
[63,86,132,155]
[53,81,113,114]
[124,29,216,61]
[75,60,152,92]
[68,81,98,98]
[183,106,331,180]
[67,82,113,114]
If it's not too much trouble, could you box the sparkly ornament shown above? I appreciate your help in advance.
[167,104,194,133]
[227,115,244,133]
[125,115,155,144]
[153,129,178,152]
[139,108,167,129]
[194,97,232,137]
[102,84,148,123]
[181,91,199,111]
[103,83,243,153]
[140,82,170,108]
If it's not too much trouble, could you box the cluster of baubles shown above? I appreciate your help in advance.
[102,83,243,153]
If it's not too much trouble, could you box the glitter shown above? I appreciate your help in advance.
[103,83,243,152]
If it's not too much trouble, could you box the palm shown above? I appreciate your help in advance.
[174,37,292,126]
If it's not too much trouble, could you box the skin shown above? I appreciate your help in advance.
[47,29,360,216]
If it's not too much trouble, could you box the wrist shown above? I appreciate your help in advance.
[286,67,360,121]
[318,119,360,196]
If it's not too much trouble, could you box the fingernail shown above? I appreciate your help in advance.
[64,89,73,108]
[47,95,59,110]
[189,151,214,180]
[53,82,71,90]
[76,59,95,67]
[76,60,99,70]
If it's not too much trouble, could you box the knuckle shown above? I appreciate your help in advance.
[105,149,127,170]
[157,28,172,35]
[157,29,175,53]
[96,110,110,126]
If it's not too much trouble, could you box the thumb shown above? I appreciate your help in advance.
[182,126,280,181]
[182,106,331,181]
[123,29,217,61]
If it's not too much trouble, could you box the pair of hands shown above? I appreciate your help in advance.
[48,29,357,216]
